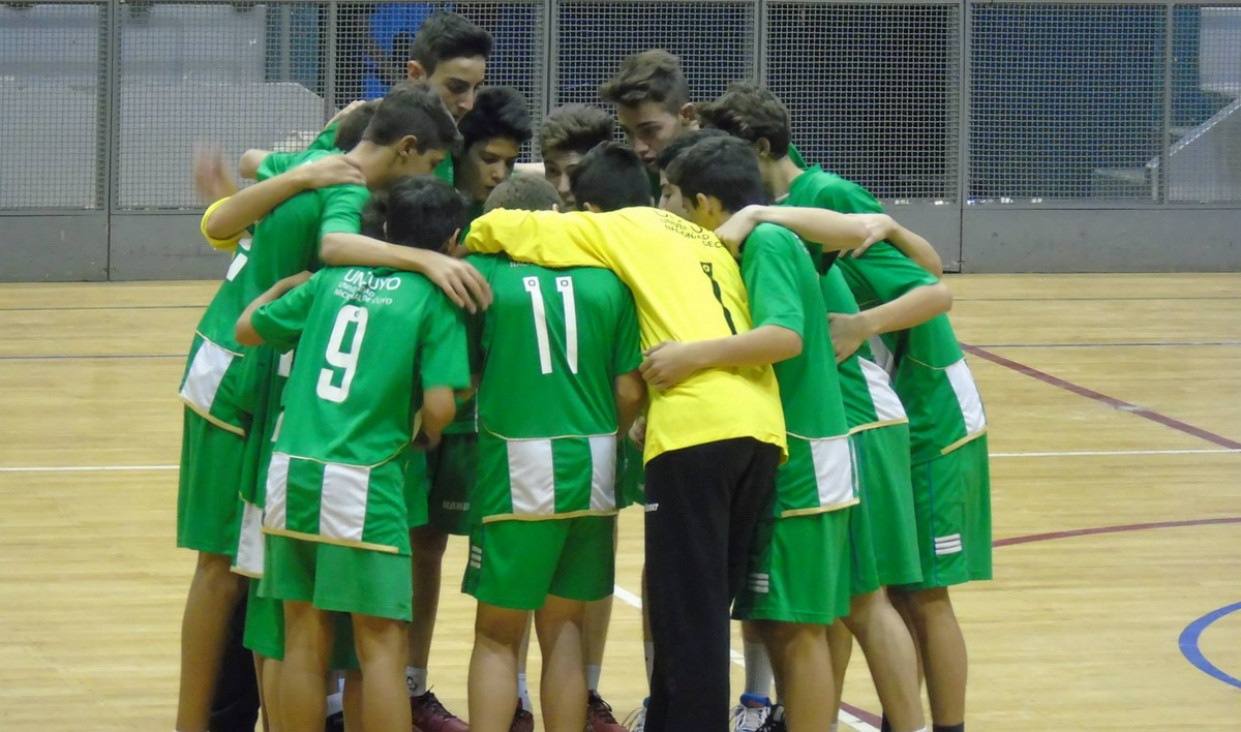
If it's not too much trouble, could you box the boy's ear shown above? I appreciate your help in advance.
[754,137,772,158]
[678,102,697,128]
[406,60,427,81]
[444,228,467,258]
[399,135,419,158]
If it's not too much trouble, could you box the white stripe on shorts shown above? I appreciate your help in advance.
[264,453,290,531]
[589,434,618,512]
[507,438,556,516]
[809,435,857,507]
[934,533,963,556]
[320,462,371,543]
[234,500,265,577]
[946,359,987,435]
[859,357,908,423]
[180,337,235,415]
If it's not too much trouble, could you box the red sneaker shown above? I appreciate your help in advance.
[410,690,469,732]
[587,691,630,732]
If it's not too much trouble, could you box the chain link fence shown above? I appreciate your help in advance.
[1,0,1238,212]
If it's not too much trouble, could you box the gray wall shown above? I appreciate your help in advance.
[1,0,1238,281]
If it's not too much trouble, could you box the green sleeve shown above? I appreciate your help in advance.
[250,274,320,352]
[841,242,938,306]
[318,184,370,238]
[419,292,472,391]
[741,226,807,339]
[256,151,299,182]
[612,286,643,375]
[433,154,455,185]
[813,177,885,216]
[308,122,341,153]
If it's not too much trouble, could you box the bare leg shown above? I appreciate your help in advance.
[517,612,533,705]
[279,600,333,732]
[407,525,449,675]
[354,613,412,732]
[255,653,282,732]
[176,552,247,731]
[755,621,834,732]
[825,620,852,712]
[535,595,588,732]
[842,589,924,731]
[891,587,965,727]
[469,602,529,732]
[583,521,618,691]
[343,670,364,732]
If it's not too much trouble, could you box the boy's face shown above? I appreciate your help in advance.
[617,101,691,171]
[542,150,585,210]
[408,55,487,122]
[458,136,520,204]
[658,171,691,221]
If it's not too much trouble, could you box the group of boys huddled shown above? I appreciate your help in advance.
[175,10,991,732]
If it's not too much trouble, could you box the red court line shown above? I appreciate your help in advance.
[840,702,881,727]
[993,516,1241,547]
[960,343,1241,450]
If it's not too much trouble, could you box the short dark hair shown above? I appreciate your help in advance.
[569,142,651,212]
[333,100,380,152]
[484,174,564,213]
[599,49,689,113]
[366,175,468,250]
[363,81,461,153]
[457,86,533,152]
[665,136,765,214]
[410,11,492,73]
[538,104,614,158]
[653,128,731,171]
[696,82,792,159]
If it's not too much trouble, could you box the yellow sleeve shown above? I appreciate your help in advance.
[464,209,614,270]
[200,197,242,252]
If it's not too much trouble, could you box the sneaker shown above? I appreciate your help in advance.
[325,711,345,732]
[730,693,773,732]
[754,704,787,732]
[621,698,648,732]
[410,689,469,732]
[586,691,629,732]
[509,701,534,732]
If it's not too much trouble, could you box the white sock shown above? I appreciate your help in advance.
[586,664,602,692]
[406,666,428,697]
[743,641,774,699]
[517,672,532,711]
[830,725,839,732]
[644,641,655,683]
[326,689,344,717]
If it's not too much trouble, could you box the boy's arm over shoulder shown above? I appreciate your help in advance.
[743,224,812,339]
[236,270,318,349]
[463,208,616,271]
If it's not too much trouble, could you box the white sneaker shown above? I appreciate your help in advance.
[622,700,647,732]
[730,693,773,732]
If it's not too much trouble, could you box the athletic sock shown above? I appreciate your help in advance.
[406,666,428,697]
[586,664,602,693]
[743,641,775,700]
[326,689,344,717]
[932,725,964,732]
[517,672,532,711]
[644,641,655,682]
[830,725,839,732]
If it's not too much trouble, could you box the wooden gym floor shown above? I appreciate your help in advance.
[0,274,1238,730]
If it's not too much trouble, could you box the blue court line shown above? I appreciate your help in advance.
[1178,602,1241,689]
[976,341,1241,348]
[0,354,181,361]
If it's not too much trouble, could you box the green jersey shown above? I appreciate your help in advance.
[468,254,642,518]
[180,150,368,434]
[250,266,470,551]
[443,198,488,435]
[308,123,341,153]
[784,166,986,462]
[741,223,854,515]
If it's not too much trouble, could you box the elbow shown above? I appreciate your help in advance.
[239,150,266,181]
[319,233,347,266]
[775,330,803,362]
[235,319,262,347]
[930,282,953,315]
[203,216,237,244]
[421,391,457,433]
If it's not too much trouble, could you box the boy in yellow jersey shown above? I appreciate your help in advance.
[463,141,787,731]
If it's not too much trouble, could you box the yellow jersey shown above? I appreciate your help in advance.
[464,206,787,464]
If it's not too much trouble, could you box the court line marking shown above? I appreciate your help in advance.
[993,517,1241,548]
[0,304,204,312]
[0,353,182,361]
[1178,602,1241,689]
[609,583,881,732]
[961,343,1241,450]
[955,296,1241,302]
[971,341,1241,348]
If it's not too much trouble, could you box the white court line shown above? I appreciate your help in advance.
[3,447,1238,473]
[612,583,881,732]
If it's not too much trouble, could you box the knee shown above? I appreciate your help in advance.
[904,587,954,623]
[474,608,529,649]
[196,553,245,595]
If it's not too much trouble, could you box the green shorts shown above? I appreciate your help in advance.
[426,433,476,535]
[261,535,412,621]
[733,509,852,625]
[463,516,616,610]
[404,449,430,530]
[899,435,992,591]
[616,438,646,508]
[848,425,922,595]
[177,407,246,556]
[243,577,359,669]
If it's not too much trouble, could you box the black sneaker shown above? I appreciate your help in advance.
[325,710,345,732]
[755,704,787,732]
